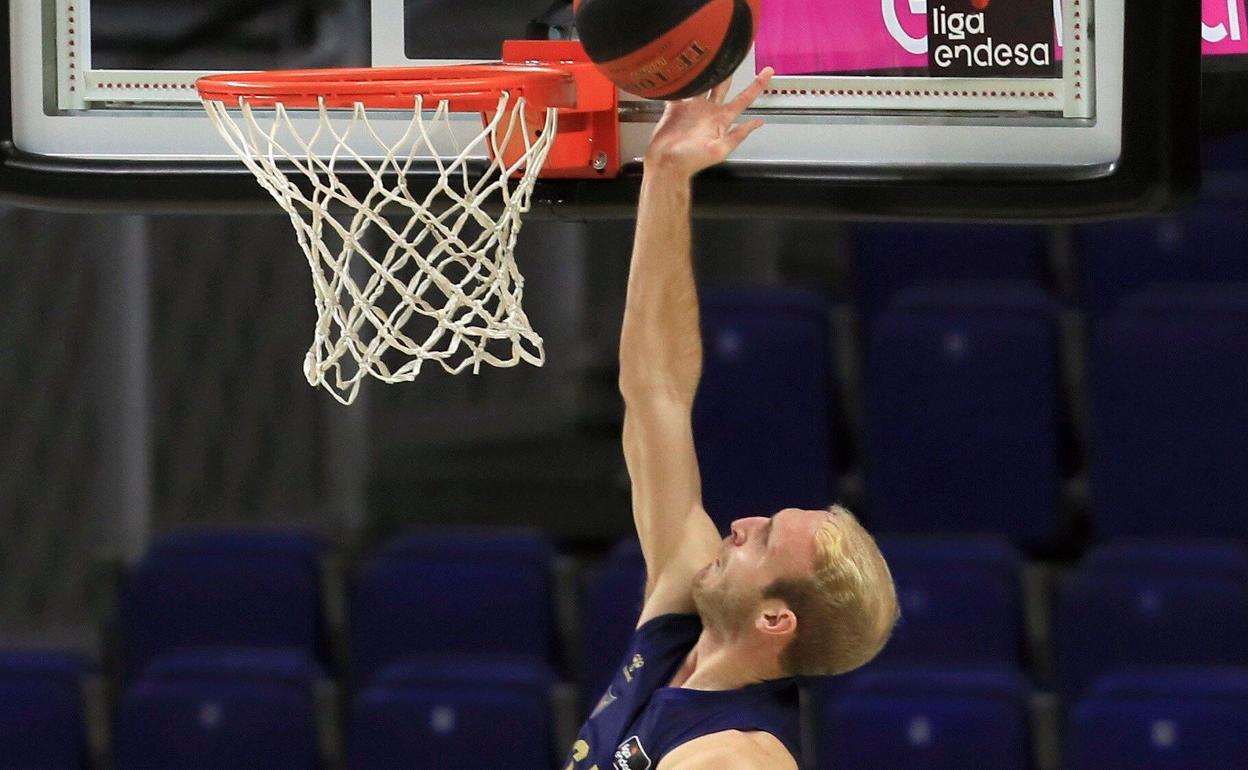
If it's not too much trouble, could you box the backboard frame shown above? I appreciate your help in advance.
[0,0,1200,220]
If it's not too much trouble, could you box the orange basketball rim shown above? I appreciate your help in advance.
[196,40,621,179]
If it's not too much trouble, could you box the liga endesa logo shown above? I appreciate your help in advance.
[925,0,1060,77]
[752,0,1064,77]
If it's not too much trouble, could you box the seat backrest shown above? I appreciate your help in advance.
[874,537,1022,666]
[1057,547,1248,698]
[852,223,1048,331]
[1089,299,1248,539]
[121,551,324,680]
[115,679,319,770]
[1067,692,1248,770]
[694,287,838,528]
[350,682,553,770]
[1076,203,1248,318]
[864,287,1060,540]
[820,664,1032,770]
[351,534,555,685]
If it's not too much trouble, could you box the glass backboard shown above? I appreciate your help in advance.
[0,0,1201,218]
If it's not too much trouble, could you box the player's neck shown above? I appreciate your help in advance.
[672,630,785,690]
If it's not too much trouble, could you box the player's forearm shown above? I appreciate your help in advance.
[618,166,702,403]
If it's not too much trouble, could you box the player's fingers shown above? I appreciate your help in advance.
[726,67,774,115]
[722,118,765,151]
[708,78,733,104]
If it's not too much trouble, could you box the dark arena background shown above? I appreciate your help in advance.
[2,1,1248,769]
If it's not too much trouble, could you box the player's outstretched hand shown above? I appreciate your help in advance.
[643,67,774,180]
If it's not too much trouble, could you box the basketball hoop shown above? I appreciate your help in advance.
[197,41,619,405]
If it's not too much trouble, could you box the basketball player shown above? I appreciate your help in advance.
[563,68,900,770]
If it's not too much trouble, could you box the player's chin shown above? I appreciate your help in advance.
[694,560,714,583]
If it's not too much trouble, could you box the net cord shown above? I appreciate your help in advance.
[201,92,558,405]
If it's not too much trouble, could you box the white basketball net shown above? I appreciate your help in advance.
[201,92,558,405]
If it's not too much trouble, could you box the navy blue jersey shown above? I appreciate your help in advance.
[564,613,801,770]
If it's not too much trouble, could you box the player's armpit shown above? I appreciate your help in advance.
[633,512,721,627]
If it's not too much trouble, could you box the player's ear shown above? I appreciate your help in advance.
[756,599,796,637]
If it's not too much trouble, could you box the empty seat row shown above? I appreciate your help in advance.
[115,529,1248,704]
[848,199,1248,323]
[697,280,1248,541]
[823,664,1248,770]
[1067,667,1248,770]
[0,653,553,770]
[586,537,1248,703]
[110,529,561,768]
[122,530,557,688]
[12,649,1248,769]
[116,666,556,769]
[14,529,1248,766]
[884,538,1248,701]
[1075,204,1248,319]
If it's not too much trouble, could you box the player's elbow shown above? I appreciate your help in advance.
[618,374,697,408]
[618,353,701,405]
[619,330,702,402]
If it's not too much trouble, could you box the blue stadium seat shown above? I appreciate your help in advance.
[120,530,327,680]
[1055,541,1248,698]
[0,649,90,688]
[148,529,324,572]
[0,651,89,769]
[873,537,1022,666]
[817,664,1031,770]
[1076,202,1248,318]
[693,287,837,529]
[349,670,554,770]
[351,531,556,686]
[581,539,646,699]
[1089,289,1248,538]
[851,223,1048,329]
[370,654,553,690]
[1087,665,1248,699]
[142,647,322,690]
[115,679,319,770]
[1067,667,1248,770]
[1080,539,1248,577]
[863,284,1061,540]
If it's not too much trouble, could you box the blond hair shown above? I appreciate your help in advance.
[763,505,899,676]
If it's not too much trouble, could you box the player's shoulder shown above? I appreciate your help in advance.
[655,729,797,770]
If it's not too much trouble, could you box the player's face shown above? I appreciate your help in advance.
[693,508,826,629]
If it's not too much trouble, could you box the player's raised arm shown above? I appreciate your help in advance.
[618,69,772,624]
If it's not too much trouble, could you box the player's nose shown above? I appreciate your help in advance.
[729,517,767,544]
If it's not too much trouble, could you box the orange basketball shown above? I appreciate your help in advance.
[573,0,762,100]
